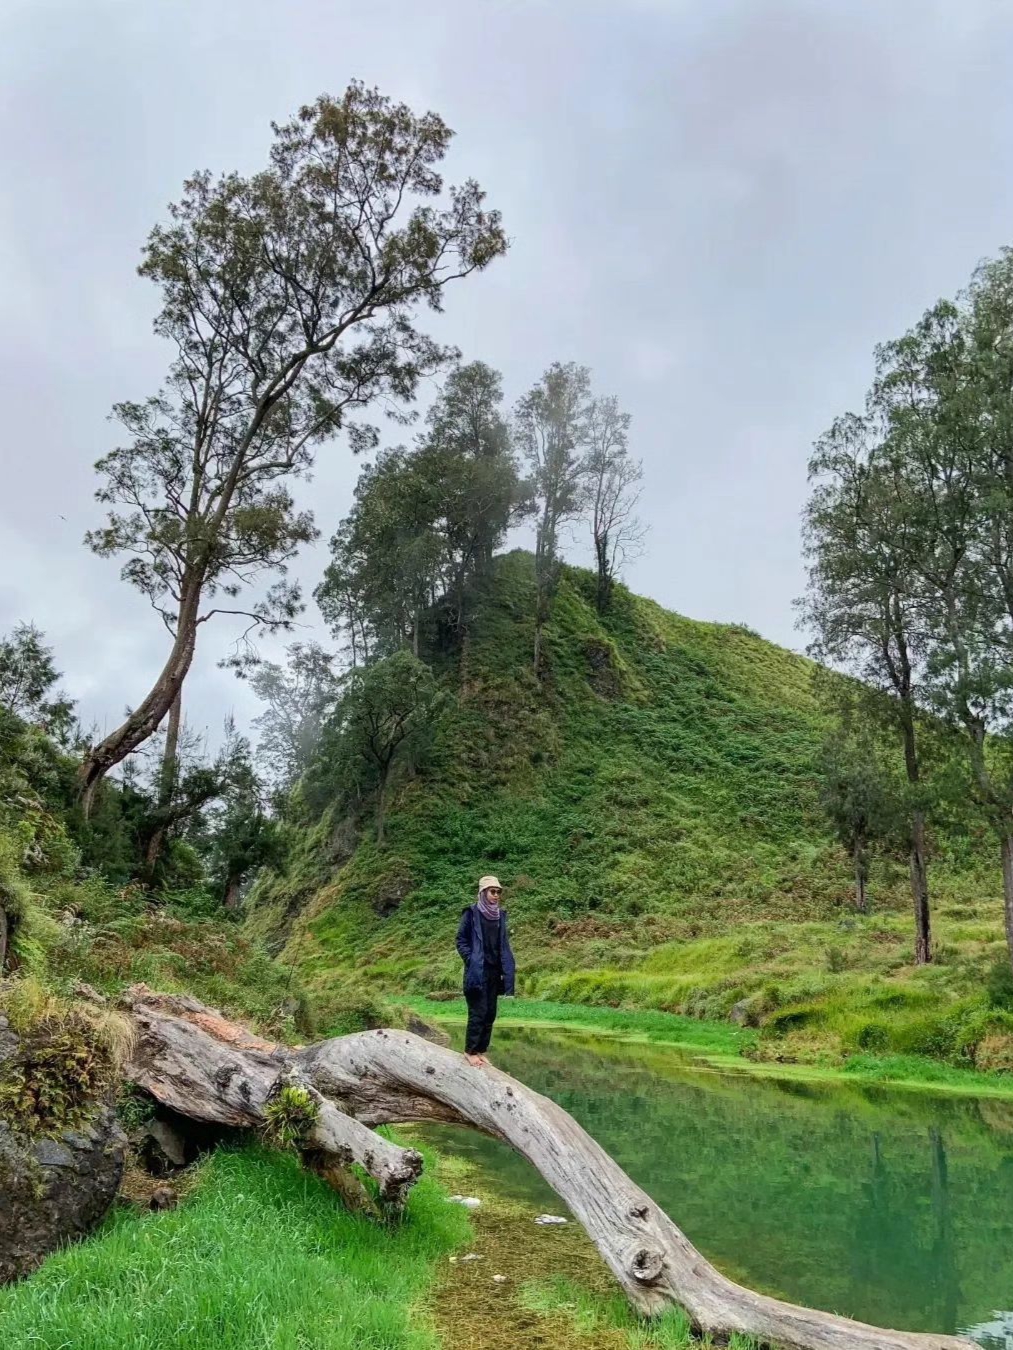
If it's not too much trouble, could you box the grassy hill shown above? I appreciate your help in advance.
[251,552,1008,1071]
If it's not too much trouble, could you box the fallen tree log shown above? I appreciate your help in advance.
[122,987,422,1205]
[122,987,973,1350]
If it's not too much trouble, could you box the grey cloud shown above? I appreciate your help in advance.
[2,0,1013,746]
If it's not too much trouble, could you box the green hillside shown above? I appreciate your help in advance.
[251,552,1007,1069]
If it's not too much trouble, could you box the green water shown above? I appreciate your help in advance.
[421,1026,1013,1346]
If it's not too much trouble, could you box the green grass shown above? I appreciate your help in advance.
[408,994,1013,1099]
[0,1145,470,1350]
[519,1278,760,1349]
[403,995,753,1055]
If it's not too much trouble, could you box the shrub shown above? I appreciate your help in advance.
[0,982,132,1135]
[891,1015,953,1059]
[987,957,1013,1011]
[763,1002,824,1037]
[974,1034,1013,1074]
[304,980,406,1038]
[952,1006,1013,1065]
[854,1021,890,1052]
[825,945,847,973]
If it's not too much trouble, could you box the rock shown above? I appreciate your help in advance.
[729,998,753,1026]
[534,1214,568,1226]
[447,1194,482,1209]
[149,1184,178,1211]
[0,1016,18,1069]
[406,1013,452,1047]
[0,1104,126,1284]
[460,1252,484,1262]
[143,1117,188,1170]
[71,982,108,1006]
[492,1274,508,1284]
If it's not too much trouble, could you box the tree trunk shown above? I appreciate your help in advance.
[223,876,242,911]
[900,712,931,966]
[120,986,422,1205]
[120,986,973,1350]
[0,898,7,973]
[79,584,202,817]
[910,810,931,965]
[1001,831,1013,975]
[852,840,867,914]
[376,774,387,847]
[594,532,611,613]
[144,690,183,874]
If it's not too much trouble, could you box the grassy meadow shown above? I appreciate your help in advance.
[251,552,1011,1081]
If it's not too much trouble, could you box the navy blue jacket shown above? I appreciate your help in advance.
[456,904,516,995]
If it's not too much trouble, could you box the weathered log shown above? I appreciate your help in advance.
[122,988,973,1350]
[121,986,422,1205]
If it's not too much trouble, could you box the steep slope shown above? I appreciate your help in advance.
[251,551,1001,1057]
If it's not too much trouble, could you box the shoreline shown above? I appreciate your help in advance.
[403,995,1013,1101]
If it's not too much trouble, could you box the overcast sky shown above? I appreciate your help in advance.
[3,0,1013,747]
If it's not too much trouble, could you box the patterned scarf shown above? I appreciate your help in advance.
[477,889,501,922]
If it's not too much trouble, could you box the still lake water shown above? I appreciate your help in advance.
[420,1026,1013,1347]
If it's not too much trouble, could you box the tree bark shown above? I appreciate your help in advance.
[376,775,387,847]
[79,584,201,817]
[852,840,867,914]
[1001,832,1013,974]
[0,899,7,973]
[899,706,931,965]
[120,986,972,1350]
[145,690,183,873]
[910,810,932,965]
[121,986,423,1205]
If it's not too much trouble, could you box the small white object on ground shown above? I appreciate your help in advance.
[461,1252,484,1262]
[446,1195,482,1208]
[492,1274,508,1284]
[534,1214,568,1225]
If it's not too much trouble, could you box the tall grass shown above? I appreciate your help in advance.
[0,1146,470,1350]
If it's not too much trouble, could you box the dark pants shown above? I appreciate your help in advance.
[465,973,500,1054]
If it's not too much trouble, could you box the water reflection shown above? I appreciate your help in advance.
[420,1027,1013,1342]
[964,1314,1013,1349]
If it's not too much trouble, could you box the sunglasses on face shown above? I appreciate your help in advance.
[488,888,502,895]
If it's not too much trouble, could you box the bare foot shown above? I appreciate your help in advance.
[466,1053,483,1066]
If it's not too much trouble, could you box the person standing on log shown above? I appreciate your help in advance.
[456,875,516,1066]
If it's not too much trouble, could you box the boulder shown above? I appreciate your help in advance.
[729,998,753,1026]
[0,1105,126,1284]
[406,1012,452,1047]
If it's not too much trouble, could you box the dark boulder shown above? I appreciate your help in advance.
[0,1104,126,1284]
[0,1010,126,1284]
[406,1012,451,1047]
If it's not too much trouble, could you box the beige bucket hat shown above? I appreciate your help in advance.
[477,875,502,891]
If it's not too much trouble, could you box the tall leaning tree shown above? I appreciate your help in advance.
[799,412,935,962]
[80,82,506,814]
